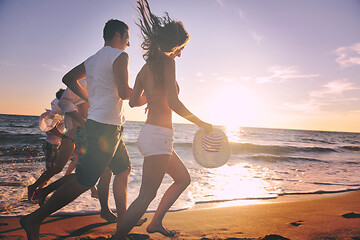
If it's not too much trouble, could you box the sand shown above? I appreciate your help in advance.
[1,190,360,240]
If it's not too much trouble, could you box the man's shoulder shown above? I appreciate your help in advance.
[85,47,123,65]
[98,46,125,61]
[113,51,129,66]
[102,46,124,54]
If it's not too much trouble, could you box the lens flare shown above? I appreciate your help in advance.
[98,136,108,152]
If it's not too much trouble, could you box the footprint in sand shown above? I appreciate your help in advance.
[262,234,290,240]
[290,220,304,227]
[342,212,360,219]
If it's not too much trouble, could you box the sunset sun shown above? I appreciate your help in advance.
[208,86,259,130]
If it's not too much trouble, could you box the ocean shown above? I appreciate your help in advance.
[1,114,360,217]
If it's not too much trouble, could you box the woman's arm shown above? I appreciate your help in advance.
[163,57,212,132]
[129,68,147,108]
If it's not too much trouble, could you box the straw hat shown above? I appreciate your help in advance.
[38,110,63,132]
[192,128,230,168]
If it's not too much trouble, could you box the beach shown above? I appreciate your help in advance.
[1,114,360,239]
[1,190,359,240]
[2,115,360,218]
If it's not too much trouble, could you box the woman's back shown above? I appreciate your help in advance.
[139,63,173,129]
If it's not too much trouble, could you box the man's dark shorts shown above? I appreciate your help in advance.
[75,119,131,187]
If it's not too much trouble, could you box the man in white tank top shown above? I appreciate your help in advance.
[20,19,144,239]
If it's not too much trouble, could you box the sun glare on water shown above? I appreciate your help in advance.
[190,163,274,208]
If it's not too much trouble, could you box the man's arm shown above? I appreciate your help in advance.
[113,52,132,100]
[62,62,88,102]
[66,111,86,126]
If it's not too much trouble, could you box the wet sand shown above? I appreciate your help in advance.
[1,190,360,239]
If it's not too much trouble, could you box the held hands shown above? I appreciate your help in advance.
[201,122,213,134]
[79,118,86,127]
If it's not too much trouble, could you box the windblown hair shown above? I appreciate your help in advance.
[103,19,129,41]
[136,0,190,87]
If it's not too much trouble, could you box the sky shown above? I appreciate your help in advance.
[0,0,360,133]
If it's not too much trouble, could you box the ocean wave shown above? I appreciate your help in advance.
[0,181,25,187]
[194,195,278,205]
[308,182,355,186]
[249,155,329,163]
[342,161,360,165]
[340,146,360,151]
[300,138,335,145]
[170,142,339,155]
[0,133,44,145]
[193,188,360,207]
[7,123,32,128]
[230,143,337,155]
[278,188,360,196]
[0,146,42,158]
[0,158,43,164]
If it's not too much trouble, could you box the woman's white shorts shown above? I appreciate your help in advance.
[137,124,174,157]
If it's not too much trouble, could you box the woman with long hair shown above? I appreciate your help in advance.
[113,0,213,239]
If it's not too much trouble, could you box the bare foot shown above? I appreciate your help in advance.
[100,210,117,223]
[20,214,40,240]
[27,185,37,201]
[136,217,147,227]
[110,219,147,239]
[146,223,178,237]
[111,233,121,240]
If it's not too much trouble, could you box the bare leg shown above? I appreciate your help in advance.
[28,138,75,201]
[146,151,190,236]
[112,154,170,240]
[98,168,116,222]
[35,174,75,206]
[112,168,130,224]
[64,152,77,175]
[110,168,147,226]
[20,175,90,240]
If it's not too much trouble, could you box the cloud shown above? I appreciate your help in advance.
[216,0,224,7]
[256,66,319,84]
[251,31,263,44]
[310,79,359,98]
[41,64,67,72]
[280,79,360,113]
[216,76,237,83]
[196,72,205,82]
[280,100,319,113]
[334,42,360,68]
[0,60,16,67]
[196,72,203,77]
[239,76,251,82]
[236,8,244,19]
